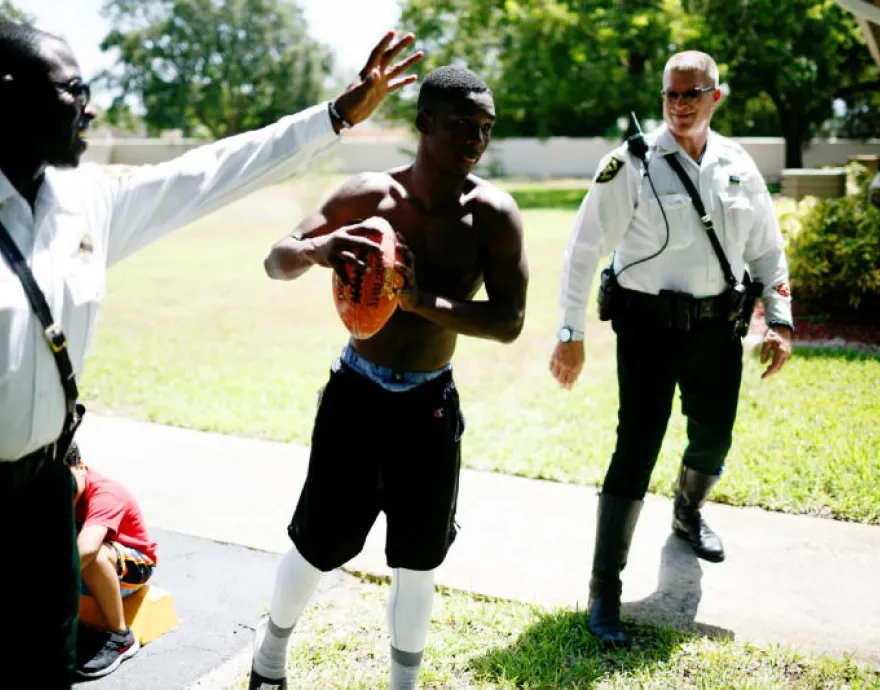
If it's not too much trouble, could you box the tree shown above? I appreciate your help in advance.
[684,0,880,168]
[0,0,35,23]
[98,0,334,138]
[393,0,686,138]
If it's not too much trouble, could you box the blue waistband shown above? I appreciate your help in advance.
[337,344,451,392]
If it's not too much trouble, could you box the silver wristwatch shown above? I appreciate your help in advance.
[558,326,584,343]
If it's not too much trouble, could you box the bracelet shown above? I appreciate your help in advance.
[767,320,795,332]
[328,100,352,130]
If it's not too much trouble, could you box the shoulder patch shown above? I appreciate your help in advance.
[595,156,624,184]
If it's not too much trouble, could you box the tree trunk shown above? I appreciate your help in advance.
[783,130,804,169]
[776,106,805,169]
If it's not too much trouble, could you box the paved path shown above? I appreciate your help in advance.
[76,413,880,676]
[73,529,359,690]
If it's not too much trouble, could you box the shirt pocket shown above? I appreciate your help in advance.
[62,253,106,366]
[717,188,754,251]
[64,253,105,306]
[645,192,695,250]
[0,273,28,384]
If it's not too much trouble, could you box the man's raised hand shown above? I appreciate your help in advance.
[331,31,424,130]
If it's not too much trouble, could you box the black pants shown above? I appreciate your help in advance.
[290,363,465,572]
[0,450,80,688]
[602,314,743,500]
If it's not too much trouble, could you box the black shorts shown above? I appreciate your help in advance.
[289,363,466,572]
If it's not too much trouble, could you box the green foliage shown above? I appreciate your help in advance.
[786,164,880,315]
[0,0,33,23]
[394,0,880,150]
[98,0,333,138]
[391,0,690,138]
[684,0,880,167]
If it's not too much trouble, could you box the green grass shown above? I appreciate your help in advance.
[507,187,588,210]
[81,177,880,523]
[224,577,880,689]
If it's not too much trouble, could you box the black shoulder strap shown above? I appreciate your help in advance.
[0,220,79,431]
[663,152,738,288]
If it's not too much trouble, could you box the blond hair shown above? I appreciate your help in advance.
[664,51,719,87]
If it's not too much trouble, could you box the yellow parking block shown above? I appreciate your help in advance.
[79,585,180,645]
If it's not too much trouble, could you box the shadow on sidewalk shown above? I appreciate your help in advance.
[469,535,732,687]
[623,533,732,640]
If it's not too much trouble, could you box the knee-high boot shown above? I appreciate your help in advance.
[588,494,643,646]
[672,465,725,562]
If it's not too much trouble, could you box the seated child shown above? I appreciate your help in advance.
[66,442,159,679]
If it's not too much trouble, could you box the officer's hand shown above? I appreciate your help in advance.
[550,341,585,390]
[330,31,423,132]
[760,326,792,379]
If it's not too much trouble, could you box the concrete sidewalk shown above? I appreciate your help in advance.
[76,413,880,668]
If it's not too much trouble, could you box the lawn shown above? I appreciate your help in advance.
[81,175,880,523]
[223,576,880,689]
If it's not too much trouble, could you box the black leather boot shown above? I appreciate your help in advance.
[672,465,725,562]
[588,495,643,646]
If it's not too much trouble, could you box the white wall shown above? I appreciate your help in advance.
[82,135,880,182]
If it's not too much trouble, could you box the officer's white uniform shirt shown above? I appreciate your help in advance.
[0,103,337,461]
[559,125,793,335]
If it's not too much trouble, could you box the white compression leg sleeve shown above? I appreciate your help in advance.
[252,545,322,678]
[387,568,436,690]
[269,545,323,628]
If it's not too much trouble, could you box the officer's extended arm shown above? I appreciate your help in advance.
[743,183,793,329]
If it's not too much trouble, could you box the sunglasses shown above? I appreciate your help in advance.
[52,77,91,108]
[661,85,715,105]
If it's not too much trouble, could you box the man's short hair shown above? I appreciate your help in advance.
[0,21,55,81]
[417,65,491,112]
[663,51,719,87]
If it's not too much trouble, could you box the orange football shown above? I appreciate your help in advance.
[332,223,404,339]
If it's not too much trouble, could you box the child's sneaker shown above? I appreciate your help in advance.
[76,627,140,678]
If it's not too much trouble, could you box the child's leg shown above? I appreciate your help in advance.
[81,543,127,633]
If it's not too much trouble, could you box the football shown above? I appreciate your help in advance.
[332,220,404,339]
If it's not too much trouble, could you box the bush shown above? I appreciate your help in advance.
[784,163,880,320]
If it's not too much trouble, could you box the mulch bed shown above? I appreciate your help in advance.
[749,302,880,350]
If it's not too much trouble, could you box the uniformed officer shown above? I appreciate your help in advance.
[549,51,794,646]
[0,20,421,685]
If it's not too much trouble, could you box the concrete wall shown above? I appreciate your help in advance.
[82,134,880,182]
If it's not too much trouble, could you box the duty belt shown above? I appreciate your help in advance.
[615,287,730,331]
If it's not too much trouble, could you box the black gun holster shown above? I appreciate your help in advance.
[597,267,617,321]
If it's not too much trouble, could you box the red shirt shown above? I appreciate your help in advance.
[75,468,158,564]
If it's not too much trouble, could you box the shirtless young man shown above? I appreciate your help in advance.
[248,65,529,690]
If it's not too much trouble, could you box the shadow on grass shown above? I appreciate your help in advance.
[507,187,587,211]
[469,536,732,688]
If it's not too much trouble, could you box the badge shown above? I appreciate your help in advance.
[595,156,624,184]
[774,282,791,298]
[78,231,94,257]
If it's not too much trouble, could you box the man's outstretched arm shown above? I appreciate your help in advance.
[103,32,422,266]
